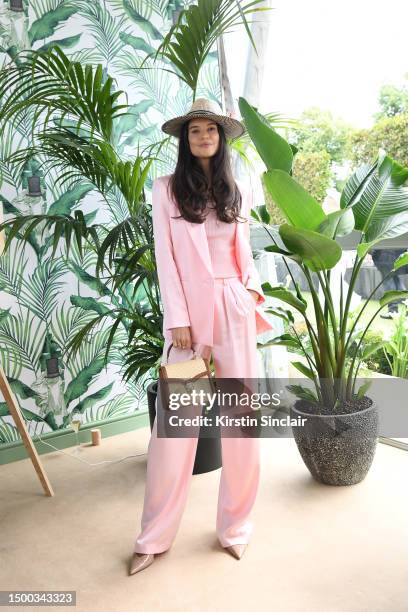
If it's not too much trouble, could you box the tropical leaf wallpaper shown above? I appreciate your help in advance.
[0,0,221,448]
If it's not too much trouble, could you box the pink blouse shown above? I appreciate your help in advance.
[203,205,241,278]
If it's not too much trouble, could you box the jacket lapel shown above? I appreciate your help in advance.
[184,210,249,280]
[184,219,214,277]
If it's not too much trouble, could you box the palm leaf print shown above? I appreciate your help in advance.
[31,0,72,21]
[0,342,23,379]
[74,1,127,65]
[0,242,28,298]
[37,34,82,53]
[18,257,66,321]
[0,311,45,372]
[108,0,153,21]
[85,391,136,421]
[122,0,163,39]
[69,381,114,416]
[63,326,116,405]
[50,304,96,353]
[0,422,20,443]
[29,2,78,45]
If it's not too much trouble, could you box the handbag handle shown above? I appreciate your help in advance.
[166,341,199,362]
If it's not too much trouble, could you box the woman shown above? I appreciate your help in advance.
[129,98,274,576]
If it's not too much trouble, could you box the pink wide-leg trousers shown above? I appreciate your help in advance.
[133,277,260,553]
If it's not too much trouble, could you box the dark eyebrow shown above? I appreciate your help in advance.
[188,122,217,130]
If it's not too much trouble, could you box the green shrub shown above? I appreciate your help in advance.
[348,114,408,169]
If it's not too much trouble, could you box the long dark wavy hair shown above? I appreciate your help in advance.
[167,120,245,225]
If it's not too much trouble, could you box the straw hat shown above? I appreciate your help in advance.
[161,97,245,139]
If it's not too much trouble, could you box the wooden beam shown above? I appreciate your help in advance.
[0,201,54,495]
[0,366,54,495]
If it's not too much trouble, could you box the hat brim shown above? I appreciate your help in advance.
[161,111,246,140]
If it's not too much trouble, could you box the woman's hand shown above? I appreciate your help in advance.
[171,326,192,350]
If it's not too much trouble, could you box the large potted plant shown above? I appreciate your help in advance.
[238,97,408,485]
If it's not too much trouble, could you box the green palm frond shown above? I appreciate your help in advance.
[123,369,155,399]
[18,132,116,192]
[113,109,160,155]
[0,46,129,142]
[170,84,195,119]
[229,137,254,171]
[64,298,161,379]
[121,338,163,382]
[46,177,96,215]
[69,382,115,417]
[61,233,98,271]
[42,157,97,209]
[104,188,131,225]
[0,143,163,266]
[2,128,160,215]
[342,152,408,244]
[138,0,271,98]
[95,215,149,274]
[106,323,163,385]
[0,209,100,260]
[122,0,163,38]
[105,242,155,298]
[29,1,77,47]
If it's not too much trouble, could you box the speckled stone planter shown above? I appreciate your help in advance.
[290,399,379,485]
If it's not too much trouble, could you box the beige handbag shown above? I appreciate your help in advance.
[158,342,216,412]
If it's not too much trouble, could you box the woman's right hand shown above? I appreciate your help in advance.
[171,326,192,350]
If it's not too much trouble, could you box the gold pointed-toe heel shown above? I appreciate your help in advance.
[129,552,155,576]
[225,544,247,560]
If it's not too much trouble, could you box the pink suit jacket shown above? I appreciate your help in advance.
[152,174,274,347]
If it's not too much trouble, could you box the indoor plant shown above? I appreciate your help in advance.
[238,97,408,485]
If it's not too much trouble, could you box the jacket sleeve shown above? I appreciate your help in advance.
[152,178,191,330]
[242,183,266,306]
